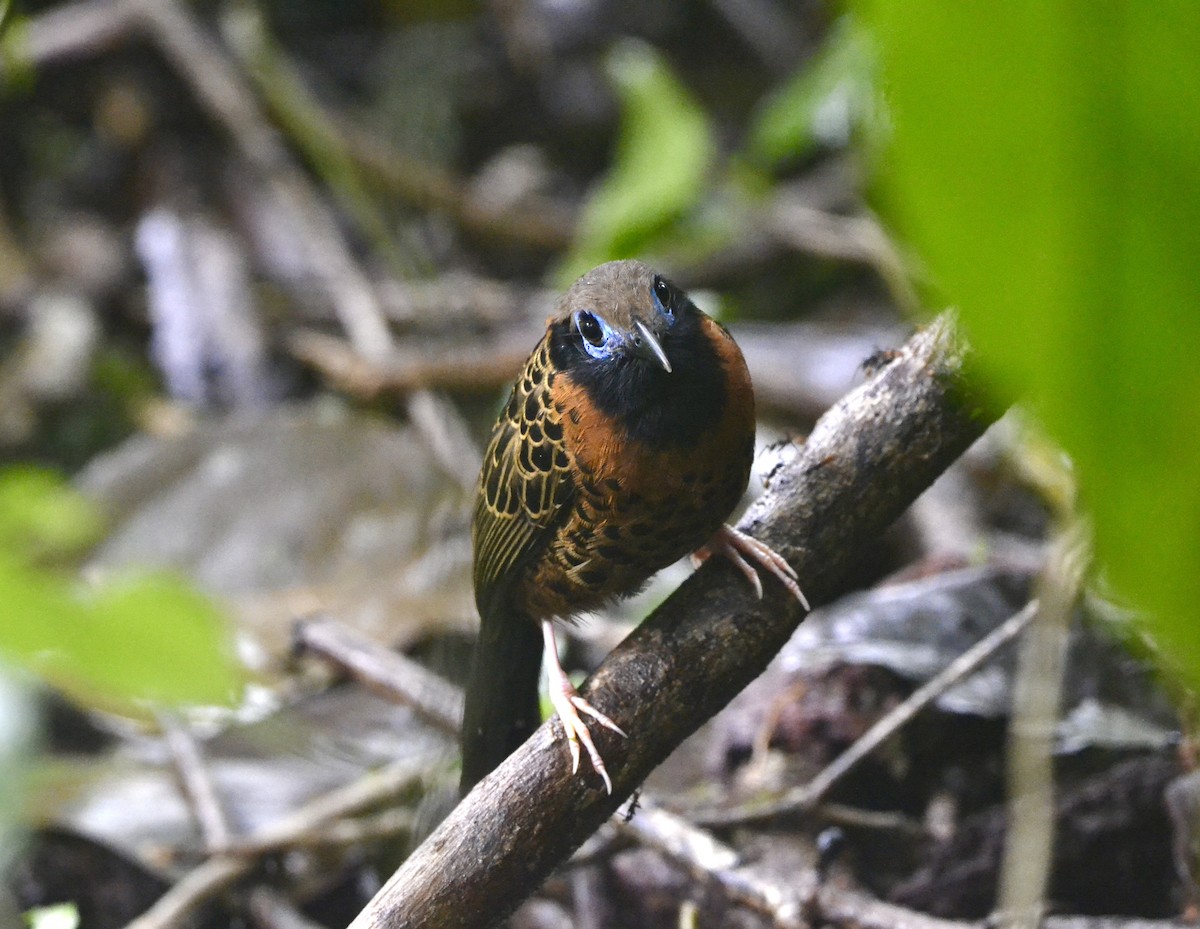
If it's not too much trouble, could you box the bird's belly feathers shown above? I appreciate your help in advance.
[518,406,754,620]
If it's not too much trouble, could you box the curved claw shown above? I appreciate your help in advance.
[694,524,810,611]
[542,621,626,794]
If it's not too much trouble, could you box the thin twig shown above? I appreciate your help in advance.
[2,0,136,66]
[247,887,327,929]
[767,196,919,312]
[698,599,1040,826]
[996,524,1090,929]
[132,857,247,929]
[404,390,481,493]
[618,797,963,929]
[158,712,233,852]
[294,615,463,736]
[617,799,808,929]
[122,757,428,929]
[231,808,417,857]
[340,118,574,252]
[285,322,546,397]
[622,799,1195,929]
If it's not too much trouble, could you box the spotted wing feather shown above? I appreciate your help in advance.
[472,336,573,619]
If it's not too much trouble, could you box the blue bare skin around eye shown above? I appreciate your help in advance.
[574,310,621,361]
[574,281,677,364]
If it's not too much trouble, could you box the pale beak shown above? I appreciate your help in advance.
[632,319,672,373]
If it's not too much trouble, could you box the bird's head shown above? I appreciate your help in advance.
[545,260,729,446]
[551,260,691,376]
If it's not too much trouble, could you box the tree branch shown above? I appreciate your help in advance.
[349,311,997,929]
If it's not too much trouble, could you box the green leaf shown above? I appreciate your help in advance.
[858,2,1200,686]
[0,468,238,710]
[0,558,239,710]
[85,572,240,705]
[561,40,715,282]
[0,467,103,559]
[746,16,876,167]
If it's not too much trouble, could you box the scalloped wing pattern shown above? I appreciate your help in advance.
[472,335,574,617]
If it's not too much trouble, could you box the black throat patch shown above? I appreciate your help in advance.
[548,307,729,448]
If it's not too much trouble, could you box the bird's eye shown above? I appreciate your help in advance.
[652,276,675,318]
[576,311,605,347]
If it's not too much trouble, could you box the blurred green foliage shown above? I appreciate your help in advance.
[0,467,238,712]
[563,29,878,303]
[562,40,715,282]
[0,12,36,98]
[856,2,1200,687]
[0,469,102,561]
[747,17,875,169]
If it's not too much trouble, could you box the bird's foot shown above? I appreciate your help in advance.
[549,675,626,794]
[692,524,810,611]
[542,621,626,794]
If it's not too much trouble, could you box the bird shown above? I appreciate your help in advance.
[460,259,808,795]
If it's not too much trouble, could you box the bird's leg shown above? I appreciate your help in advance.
[542,620,626,794]
[692,524,811,611]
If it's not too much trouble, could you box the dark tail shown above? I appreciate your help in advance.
[460,610,544,794]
